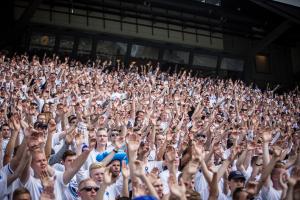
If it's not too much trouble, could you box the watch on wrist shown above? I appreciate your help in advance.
[113,148,119,153]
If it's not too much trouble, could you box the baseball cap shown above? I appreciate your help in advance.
[228,170,246,181]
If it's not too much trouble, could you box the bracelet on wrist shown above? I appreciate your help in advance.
[113,148,119,153]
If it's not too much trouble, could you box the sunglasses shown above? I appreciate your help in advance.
[37,126,48,130]
[196,134,206,139]
[80,186,99,192]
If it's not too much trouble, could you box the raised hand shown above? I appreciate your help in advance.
[288,167,300,186]
[48,119,56,133]
[229,146,240,161]
[133,160,145,178]
[11,114,21,132]
[40,170,55,200]
[103,167,113,185]
[165,145,176,162]
[272,146,288,161]
[193,143,205,161]
[278,171,288,191]
[121,160,129,179]
[261,128,272,143]
[184,158,200,175]
[27,129,46,151]
[168,174,186,199]
[132,180,146,197]
[126,134,140,153]
[74,133,84,147]
[88,137,97,151]
[65,130,75,145]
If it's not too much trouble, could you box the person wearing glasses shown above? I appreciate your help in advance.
[84,128,111,171]
[78,178,99,200]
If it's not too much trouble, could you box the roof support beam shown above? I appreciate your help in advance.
[16,0,42,29]
[248,20,292,55]
[250,0,300,24]
[0,0,42,48]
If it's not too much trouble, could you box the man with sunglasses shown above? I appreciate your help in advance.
[78,178,99,200]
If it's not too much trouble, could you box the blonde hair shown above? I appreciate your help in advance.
[89,163,104,176]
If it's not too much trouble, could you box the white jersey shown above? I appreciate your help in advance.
[24,170,66,200]
[159,170,181,195]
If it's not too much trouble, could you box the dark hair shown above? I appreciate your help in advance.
[62,150,76,161]
[0,123,10,131]
[186,189,201,200]
[33,121,48,129]
[13,187,31,200]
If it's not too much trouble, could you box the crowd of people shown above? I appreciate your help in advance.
[0,52,299,200]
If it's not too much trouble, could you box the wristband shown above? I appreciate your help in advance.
[113,148,119,153]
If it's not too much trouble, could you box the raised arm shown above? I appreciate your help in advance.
[96,167,113,200]
[217,147,239,182]
[7,146,30,186]
[63,140,96,184]
[121,160,130,198]
[132,160,159,199]
[3,116,20,166]
[45,119,56,160]
[255,147,286,194]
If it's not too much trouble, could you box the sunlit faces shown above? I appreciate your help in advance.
[138,142,151,158]
[78,179,99,200]
[194,133,207,144]
[98,115,106,126]
[1,124,11,139]
[160,112,168,122]
[136,111,145,122]
[152,179,164,199]
[110,130,120,144]
[95,129,108,146]
[155,134,165,147]
[62,155,77,171]
[37,114,47,123]
[110,160,121,178]
[271,166,287,189]
[90,167,105,185]
[228,178,245,192]
[42,103,50,112]
[31,151,48,177]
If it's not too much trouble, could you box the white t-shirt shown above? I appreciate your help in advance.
[103,184,118,200]
[1,138,9,159]
[53,164,88,200]
[1,164,24,200]
[103,175,123,200]
[144,161,163,174]
[261,185,281,200]
[24,170,66,200]
[148,149,156,161]
[159,170,181,194]
[195,171,209,200]
[0,170,8,200]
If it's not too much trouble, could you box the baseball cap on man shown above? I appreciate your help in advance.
[228,170,246,181]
